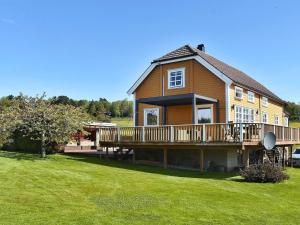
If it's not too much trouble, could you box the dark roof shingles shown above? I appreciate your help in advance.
[153,45,284,103]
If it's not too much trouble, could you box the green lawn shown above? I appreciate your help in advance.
[0,151,300,225]
[111,117,133,127]
[290,121,300,128]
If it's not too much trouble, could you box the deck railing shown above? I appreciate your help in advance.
[99,123,300,144]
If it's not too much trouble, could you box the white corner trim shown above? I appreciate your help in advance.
[225,83,231,122]
[127,55,232,95]
[133,93,136,126]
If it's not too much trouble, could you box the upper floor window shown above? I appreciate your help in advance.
[274,115,280,125]
[168,68,185,89]
[235,86,243,100]
[262,97,268,107]
[248,91,255,103]
[262,112,268,124]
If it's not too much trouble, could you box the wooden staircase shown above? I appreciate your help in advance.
[265,149,282,164]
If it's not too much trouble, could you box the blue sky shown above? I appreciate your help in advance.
[0,0,299,102]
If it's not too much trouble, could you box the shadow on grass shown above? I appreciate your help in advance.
[64,153,239,180]
[0,150,44,161]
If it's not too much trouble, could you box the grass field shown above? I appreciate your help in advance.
[111,117,133,127]
[0,151,300,224]
[290,121,300,128]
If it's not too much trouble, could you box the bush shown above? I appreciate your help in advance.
[240,163,289,183]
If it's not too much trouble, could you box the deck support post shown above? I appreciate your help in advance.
[132,149,136,164]
[282,147,285,168]
[106,147,109,159]
[163,148,168,169]
[200,149,204,173]
[95,129,100,149]
[290,146,293,168]
[243,148,250,168]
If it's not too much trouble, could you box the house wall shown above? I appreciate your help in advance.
[229,84,285,125]
[135,60,226,126]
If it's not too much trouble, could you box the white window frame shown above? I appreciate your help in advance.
[261,112,268,124]
[248,91,255,103]
[167,68,185,89]
[262,97,268,107]
[284,117,289,127]
[234,86,243,100]
[274,115,280,125]
[197,104,214,124]
[144,108,160,126]
[235,105,255,123]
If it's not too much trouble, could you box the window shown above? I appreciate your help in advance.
[284,117,289,127]
[235,106,255,123]
[235,106,243,123]
[262,97,268,107]
[168,68,185,89]
[197,107,213,124]
[144,108,159,126]
[274,115,280,125]
[262,112,268,124]
[248,91,255,103]
[235,87,243,100]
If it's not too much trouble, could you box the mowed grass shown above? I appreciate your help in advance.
[0,151,300,225]
[111,117,133,127]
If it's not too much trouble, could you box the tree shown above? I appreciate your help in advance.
[1,94,90,157]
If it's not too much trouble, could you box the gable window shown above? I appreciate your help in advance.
[144,108,159,126]
[274,115,280,125]
[235,87,243,100]
[248,91,255,103]
[168,68,185,89]
[262,112,268,124]
[262,97,268,107]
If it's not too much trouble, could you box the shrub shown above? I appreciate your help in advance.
[240,163,289,183]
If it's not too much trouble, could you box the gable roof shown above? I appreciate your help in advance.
[129,45,285,104]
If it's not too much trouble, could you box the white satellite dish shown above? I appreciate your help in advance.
[263,132,276,150]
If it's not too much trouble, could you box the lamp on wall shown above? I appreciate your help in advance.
[231,104,235,110]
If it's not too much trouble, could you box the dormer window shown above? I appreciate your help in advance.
[168,68,185,89]
[234,86,243,100]
[262,97,268,107]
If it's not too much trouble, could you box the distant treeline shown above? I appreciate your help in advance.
[0,95,133,122]
[286,102,300,121]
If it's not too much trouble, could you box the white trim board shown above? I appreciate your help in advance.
[127,55,232,95]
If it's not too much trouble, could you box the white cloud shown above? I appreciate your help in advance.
[1,18,16,24]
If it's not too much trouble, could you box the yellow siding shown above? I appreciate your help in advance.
[230,84,284,125]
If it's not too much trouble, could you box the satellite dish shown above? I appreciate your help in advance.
[263,132,276,150]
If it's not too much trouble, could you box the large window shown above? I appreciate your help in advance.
[262,112,268,124]
[235,106,255,123]
[235,86,243,100]
[197,107,213,124]
[144,108,159,126]
[168,68,185,89]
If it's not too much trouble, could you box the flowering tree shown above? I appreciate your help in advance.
[0,94,90,157]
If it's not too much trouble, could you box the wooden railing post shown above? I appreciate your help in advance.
[282,126,285,141]
[239,123,244,142]
[170,126,174,142]
[142,127,145,142]
[202,124,206,142]
[273,125,276,134]
[117,127,121,142]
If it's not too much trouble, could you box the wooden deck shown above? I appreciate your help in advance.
[99,123,300,149]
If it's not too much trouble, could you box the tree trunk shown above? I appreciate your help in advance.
[41,131,46,158]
